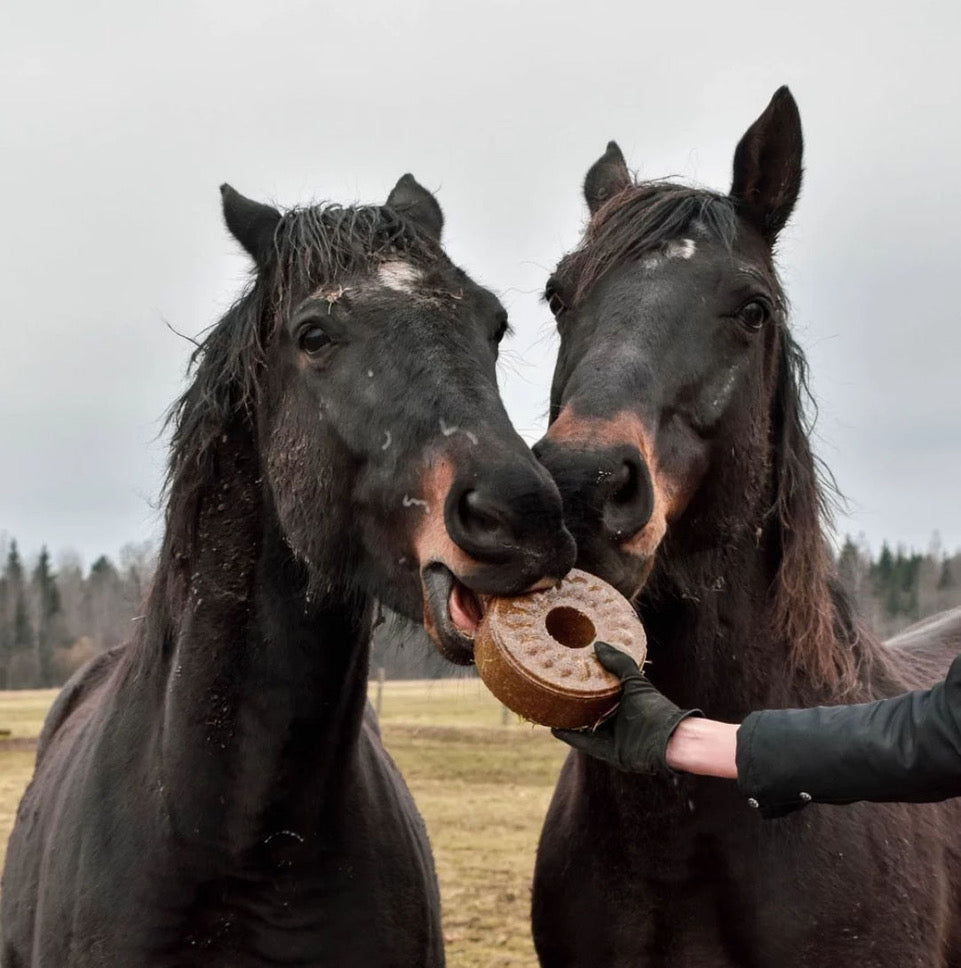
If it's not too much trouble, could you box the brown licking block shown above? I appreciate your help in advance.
[475,569,647,729]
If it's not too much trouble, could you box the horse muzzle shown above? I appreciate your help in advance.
[411,456,576,664]
[533,420,671,599]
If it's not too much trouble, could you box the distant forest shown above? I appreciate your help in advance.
[1,533,959,689]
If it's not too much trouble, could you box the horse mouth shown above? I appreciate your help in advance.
[421,563,488,665]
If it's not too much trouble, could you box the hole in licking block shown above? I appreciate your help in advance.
[544,606,596,649]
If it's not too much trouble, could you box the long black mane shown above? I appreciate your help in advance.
[563,180,865,694]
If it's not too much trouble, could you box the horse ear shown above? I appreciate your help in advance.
[584,141,631,215]
[386,174,444,240]
[730,86,803,243]
[220,184,281,268]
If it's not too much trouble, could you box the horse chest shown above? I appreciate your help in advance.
[174,763,443,965]
[535,765,956,968]
[180,867,439,967]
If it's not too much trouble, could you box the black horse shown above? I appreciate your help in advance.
[532,88,961,966]
[1,175,575,967]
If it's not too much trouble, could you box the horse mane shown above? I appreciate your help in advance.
[160,203,442,579]
[565,180,865,697]
[771,326,863,696]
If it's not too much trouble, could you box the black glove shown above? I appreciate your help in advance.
[552,641,702,774]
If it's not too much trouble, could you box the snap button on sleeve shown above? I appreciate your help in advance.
[747,797,759,809]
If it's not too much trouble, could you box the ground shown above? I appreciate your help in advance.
[0,679,566,968]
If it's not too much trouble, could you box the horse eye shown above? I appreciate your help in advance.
[299,326,333,354]
[738,300,768,332]
[546,290,566,318]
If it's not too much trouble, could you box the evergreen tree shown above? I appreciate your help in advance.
[4,540,23,585]
[0,540,26,688]
[12,591,32,654]
[0,575,8,690]
[900,552,922,621]
[32,547,64,687]
[837,536,863,596]
[874,542,894,586]
[871,542,897,617]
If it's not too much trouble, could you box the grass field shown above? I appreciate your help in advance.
[0,679,566,967]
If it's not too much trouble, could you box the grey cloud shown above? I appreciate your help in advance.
[2,0,960,562]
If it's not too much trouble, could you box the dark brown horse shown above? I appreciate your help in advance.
[1,176,575,967]
[532,88,961,967]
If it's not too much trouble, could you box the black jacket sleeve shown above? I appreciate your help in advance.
[735,654,961,818]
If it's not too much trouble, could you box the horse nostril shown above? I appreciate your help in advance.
[442,466,574,582]
[608,461,638,507]
[458,489,511,542]
[601,455,654,542]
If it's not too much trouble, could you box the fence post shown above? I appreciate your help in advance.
[376,666,385,717]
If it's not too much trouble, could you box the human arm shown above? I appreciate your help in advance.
[665,716,738,779]
[554,644,961,818]
[736,653,961,815]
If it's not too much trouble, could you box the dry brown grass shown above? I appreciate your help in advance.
[0,678,565,967]
[0,689,58,740]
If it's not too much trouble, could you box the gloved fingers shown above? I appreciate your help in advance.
[594,640,642,680]
[551,726,617,764]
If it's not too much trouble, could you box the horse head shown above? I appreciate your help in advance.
[171,175,575,665]
[535,88,806,603]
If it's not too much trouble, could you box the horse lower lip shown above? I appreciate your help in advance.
[421,564,476,664]
[448,581,483,635]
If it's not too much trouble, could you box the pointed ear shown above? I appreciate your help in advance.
[220,184,281,268]
[584,141,631,215]
[386,174,444,240]
[730,87,803,243]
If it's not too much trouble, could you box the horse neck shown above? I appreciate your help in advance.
[130,431,373,851]
[639,524,800,719]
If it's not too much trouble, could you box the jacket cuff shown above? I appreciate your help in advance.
[736,712,812,818]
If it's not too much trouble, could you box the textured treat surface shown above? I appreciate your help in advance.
[475,570,646,728]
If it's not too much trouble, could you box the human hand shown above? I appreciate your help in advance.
[552,641,701,774]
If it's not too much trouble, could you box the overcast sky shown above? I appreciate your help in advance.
[3,0,959,568]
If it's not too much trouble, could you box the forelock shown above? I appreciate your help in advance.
[562,181,739,305]
[271,203,443,308]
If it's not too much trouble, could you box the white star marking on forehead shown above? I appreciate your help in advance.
[377,260,423,293]
[641,238,698,270]
[664,238,697,260]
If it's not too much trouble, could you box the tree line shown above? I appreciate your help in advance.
[0,536,155,689]
[1,532,960,689]
[837,535,960,639]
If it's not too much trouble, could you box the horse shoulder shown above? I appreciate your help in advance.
[35,645,125,763]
